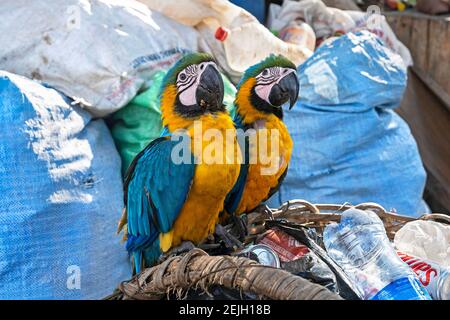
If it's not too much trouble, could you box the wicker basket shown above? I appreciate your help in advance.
[246,200,450,243]
[107,200,449,300]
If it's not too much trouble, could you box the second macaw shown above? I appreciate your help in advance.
[224,54,299,218]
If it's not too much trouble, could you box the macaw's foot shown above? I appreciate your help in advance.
[158,241,196,263]
[214,223,244,251]
[254,204,274,219]
[230,214,248,242]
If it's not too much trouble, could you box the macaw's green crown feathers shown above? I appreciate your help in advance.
[237,54,297,89]
[160,52,215,90]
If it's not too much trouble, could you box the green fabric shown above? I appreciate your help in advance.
[222,73,237,119]
[110,70,237,177]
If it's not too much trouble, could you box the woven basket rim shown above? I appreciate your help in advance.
[246,199,450,242]
[262,199,450,224]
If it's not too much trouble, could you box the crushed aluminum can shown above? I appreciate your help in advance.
[237,244,281,268]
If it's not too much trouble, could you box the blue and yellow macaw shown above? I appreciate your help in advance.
[224,54,299,218]
[118,53,241,272]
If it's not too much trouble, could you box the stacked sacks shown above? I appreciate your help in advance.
[0,71,130,299]
[267,31,428,217]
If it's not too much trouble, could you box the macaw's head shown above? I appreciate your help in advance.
[160,52,225,130]
[235,54,299,122]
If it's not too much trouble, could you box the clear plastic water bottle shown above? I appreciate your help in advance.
[323,208,431,300]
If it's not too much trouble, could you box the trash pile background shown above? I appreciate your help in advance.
[0,0,447,299]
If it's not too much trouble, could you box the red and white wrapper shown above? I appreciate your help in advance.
[398,251,448,299]
[258,228,309,262]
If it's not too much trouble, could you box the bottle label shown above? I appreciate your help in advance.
[397,251,446,300]
[371,276,431,300]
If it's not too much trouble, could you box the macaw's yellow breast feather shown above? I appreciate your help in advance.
[236,117,292,214]
[159,230,174,253]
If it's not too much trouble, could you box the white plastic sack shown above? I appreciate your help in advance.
[323,0,361,11]
[346,10,413,67]
[267,0,356,39]
[0,0,204,117]
[139,0,313,83]
[394,220,450,267]
[266,1,412,67]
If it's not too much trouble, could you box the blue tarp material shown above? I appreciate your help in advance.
[0,71,130,299]
[267,31,428,217]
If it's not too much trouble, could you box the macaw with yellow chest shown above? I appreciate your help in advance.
[224,54,299,219]
[118,53,241,272]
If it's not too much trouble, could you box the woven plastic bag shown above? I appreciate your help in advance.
[0,71,130,299]
[0,0,204,117]
[267,31,428,217]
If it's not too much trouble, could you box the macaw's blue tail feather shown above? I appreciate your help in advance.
[126,234,157,274]
[133,251,143,274]
[143,238,162,267]
[127,235,162,273]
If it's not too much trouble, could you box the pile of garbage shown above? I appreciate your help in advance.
[111,201,450,300]
[385,0,450,15]
[0,0,447,299]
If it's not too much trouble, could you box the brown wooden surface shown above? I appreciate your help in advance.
[385,11,450,110]
[397,70,450,213]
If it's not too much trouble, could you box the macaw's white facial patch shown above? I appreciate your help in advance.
[179,85,197,106]
[254,67,295,105]
[177,61,218,106]
[255,84,274,105]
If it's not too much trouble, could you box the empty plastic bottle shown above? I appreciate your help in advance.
[323,208,431,300]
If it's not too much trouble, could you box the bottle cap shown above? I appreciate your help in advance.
[215,27,229,41]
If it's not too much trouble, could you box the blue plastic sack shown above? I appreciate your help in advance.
[0,71,130,299]
[230,0,266,23]
[267,31,428,217]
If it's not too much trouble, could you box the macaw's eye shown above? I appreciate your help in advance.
[179,73,187,81]
[262,69,269,76]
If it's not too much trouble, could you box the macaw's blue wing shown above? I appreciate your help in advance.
[224,160,248,214]
[123,136,195,271]
[224,116,249,215]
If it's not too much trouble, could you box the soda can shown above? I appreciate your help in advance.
[238,244,281,268]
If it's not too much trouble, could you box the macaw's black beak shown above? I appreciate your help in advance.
[268,72,300,110]
[196,65,224,112]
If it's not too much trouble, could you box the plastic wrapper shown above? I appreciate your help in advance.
[282,251,338,293]
[265,220,362,300]
[394,220,450,267]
